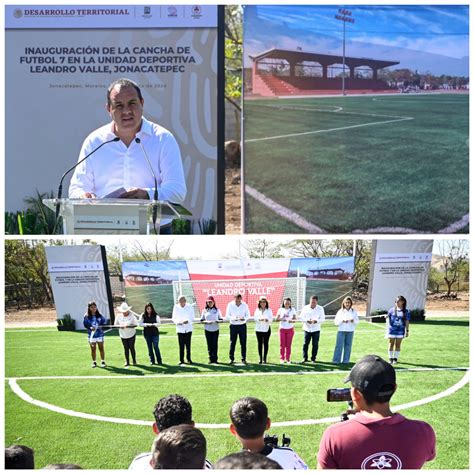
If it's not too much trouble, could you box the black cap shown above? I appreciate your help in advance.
[345,355,396,400]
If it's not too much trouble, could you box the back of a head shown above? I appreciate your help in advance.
[153,394,193,431]
[215,452,282,469]
[151,424,206,469]
[345,354,396,405]
[230,397,268,439]
[5,445,35,469]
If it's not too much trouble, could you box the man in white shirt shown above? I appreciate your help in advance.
[225,294,250,364]
[171,295,195,365]
[68,78,186,232]
[300,295,325,363]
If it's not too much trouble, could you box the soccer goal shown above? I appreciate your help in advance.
[172,277,307,318]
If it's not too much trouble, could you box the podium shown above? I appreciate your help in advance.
[43,198,191,235]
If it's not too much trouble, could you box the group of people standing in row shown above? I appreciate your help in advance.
[83,294,411,368]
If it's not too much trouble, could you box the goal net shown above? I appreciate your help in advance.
[172,277,307,319]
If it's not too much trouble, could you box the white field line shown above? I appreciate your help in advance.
[256,103,412,120]
[7,367,468,429]
[246,185,325,233]
[246,116,413,143]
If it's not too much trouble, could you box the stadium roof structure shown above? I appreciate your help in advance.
[249,48,399,70]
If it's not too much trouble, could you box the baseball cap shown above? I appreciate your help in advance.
[206,296,215,303]
[345,355,396,400]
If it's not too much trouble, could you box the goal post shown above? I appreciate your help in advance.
[172,277,307,318]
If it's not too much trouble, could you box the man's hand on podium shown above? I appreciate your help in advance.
[81,192,97,198]
[119,188,149,199]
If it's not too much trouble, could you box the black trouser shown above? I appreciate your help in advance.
[178,332,192,363]
[121,335,136,365]
[229,324,247,361]
[256,329,271,362]
[302,330,320,361]
[205,330,219,363]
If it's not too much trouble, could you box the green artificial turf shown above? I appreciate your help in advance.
[5,317,469,469]
[244,94,469,234]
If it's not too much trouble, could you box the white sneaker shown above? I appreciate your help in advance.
[100,361,106,368]
[91,362,97,368]
[286,360,291,364]
[280,359,285,364]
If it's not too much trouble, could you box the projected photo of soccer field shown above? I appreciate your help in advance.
[243,5,469,234]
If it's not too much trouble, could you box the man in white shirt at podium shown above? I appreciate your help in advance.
[68,78,187,232]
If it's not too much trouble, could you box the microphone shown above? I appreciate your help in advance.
[135,137,159,233]
[56,136,120,219]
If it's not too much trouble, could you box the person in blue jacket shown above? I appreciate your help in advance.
[386,295,411,365]
[83,301,107,368]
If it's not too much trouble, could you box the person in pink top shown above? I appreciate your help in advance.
[317,354,436,470]
[276,297,297,364]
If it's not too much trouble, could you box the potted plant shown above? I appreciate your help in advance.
[57,313,76,331]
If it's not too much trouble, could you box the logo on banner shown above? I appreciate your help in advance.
[191,5,202,19]
[167,6,178,17]
[142,6,152,19]
[13,9,23,18]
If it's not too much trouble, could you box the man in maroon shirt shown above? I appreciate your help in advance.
[318,354,436,469]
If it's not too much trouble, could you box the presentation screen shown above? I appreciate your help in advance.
[6,4,224,232]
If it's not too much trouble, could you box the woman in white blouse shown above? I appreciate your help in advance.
[332,296,359,364]
[253,296,273,364]
[275,297,297,364]
[116,302,139,367]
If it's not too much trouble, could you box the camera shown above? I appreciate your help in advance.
[326,388,352,402]
[264,433,291,448]
[327,388,353,422]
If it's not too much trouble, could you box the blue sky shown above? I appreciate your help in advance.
[244,5,469,74]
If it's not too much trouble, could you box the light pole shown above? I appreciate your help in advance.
[335,7,355,96]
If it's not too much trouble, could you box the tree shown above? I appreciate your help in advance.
[106,240,176,276]
[225,5,242,113]
[288,239,354,258]
[5,240,53,305]
[243,239,285,259]
[428,267,443,293]
[353,240,371,290]
[438,240,469,296]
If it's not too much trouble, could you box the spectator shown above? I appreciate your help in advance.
[317,354,436,469]
[229,397,308,469]
[151,425,206,469]
[215,451,282,469]
[129,394,212,469]
[5,445,34,469]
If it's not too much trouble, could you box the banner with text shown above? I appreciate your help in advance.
[46,245,112,329]
[367,240,433,315]
[122,256,354,317]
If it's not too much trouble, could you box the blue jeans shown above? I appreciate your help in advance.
[144,333,162,364]
[332,331,354,364]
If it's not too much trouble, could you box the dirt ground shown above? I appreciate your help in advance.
[225,167,241,234]
[5,292,469,328]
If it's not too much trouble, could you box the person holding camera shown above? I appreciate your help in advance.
[317,354,436,469]
[229,397,308,469]
[332,296,359,364]
[386,295,411,364]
